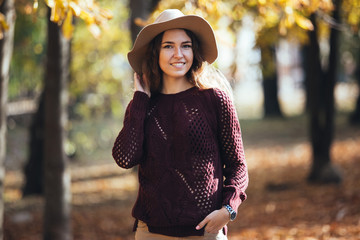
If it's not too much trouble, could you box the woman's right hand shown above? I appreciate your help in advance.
[134,73,150,97]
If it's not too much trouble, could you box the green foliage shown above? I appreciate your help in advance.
[70,0,132,119]
[10,0,132,119]
[9,1,47,101]
[67,117,119,162]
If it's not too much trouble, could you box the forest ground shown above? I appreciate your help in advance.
[3,113,360,240]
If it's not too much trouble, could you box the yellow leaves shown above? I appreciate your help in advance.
[69,1,81,16]
[318,0,334,12]
[197,0,227,19]
[48,0,64,23]
[298,0,333,12]
[294,12,314,31]
[0,12,9,40]
[262,6,280,28]
[242,0,323,42]
[86,24,101,39]
[278,6,314,36]
[151,0,232,29]
[146,0,354,46]
[151,0,319,45]
[258,0,267,5]
[347,10,359,28]
[33,0,39,13]
[134,17,147,28]
[231,3,246,21]
[62,9,74,39]
[342,0,360,32]
[0,0,10,39]
[36,0,112,39]
[279,18,287,36]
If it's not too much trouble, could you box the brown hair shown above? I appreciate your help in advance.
[143,29,204,94]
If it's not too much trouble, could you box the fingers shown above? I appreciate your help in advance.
[196,215,219,233]
[196,209,229,234]
[196,218,220,234]
[195,217,209,230]
[134,73,143,91]
[134,73,150,97]
[204,220,221,234]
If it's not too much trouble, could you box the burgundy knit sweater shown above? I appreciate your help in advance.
[112,87,248,237]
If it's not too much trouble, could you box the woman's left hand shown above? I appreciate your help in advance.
[195,207,230,234]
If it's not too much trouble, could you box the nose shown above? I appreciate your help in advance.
[174,46,183,58]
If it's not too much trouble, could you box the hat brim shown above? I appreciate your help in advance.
[128,15,218,74]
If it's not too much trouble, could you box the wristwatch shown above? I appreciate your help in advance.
[224,205,237,221]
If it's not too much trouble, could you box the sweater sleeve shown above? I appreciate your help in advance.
[112,91,149,169]
[213,89,249,213]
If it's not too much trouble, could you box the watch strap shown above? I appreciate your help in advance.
[224,204,236,221]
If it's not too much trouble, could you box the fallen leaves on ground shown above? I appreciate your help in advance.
[4,117,360,240]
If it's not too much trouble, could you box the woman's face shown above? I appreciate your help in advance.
[159,29,194,82]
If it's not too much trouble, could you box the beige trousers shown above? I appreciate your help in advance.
[135,221,227,240]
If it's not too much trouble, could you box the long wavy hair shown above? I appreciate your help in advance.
[143,29,233,99]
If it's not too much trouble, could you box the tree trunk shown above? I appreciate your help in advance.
[0,0,15,239]
[22,93,45,196]
[263,74,282,117]
[129,0,160,44]
[43,9,72,240]
[301,46,310,113]
[350,43,360,125]
[260,45,283,117]
[307,3,342,183]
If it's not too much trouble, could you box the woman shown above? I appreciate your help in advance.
[112,9,248,240]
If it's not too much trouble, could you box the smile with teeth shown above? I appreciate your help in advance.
[171,62,185,67]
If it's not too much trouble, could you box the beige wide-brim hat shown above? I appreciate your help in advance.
[128,9,218,74]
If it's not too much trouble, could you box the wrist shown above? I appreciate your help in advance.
[223,205,237,221]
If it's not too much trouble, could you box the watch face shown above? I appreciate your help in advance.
[230,211,236,220]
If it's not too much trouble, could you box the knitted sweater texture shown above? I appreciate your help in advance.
[112,87,248,237]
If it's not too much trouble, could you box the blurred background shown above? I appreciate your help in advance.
[2,0,360,239]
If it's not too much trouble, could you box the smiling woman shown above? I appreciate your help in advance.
[158,29,194,94]
[112,9,249,240]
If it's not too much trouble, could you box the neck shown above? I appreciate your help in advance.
[161,77,194,94]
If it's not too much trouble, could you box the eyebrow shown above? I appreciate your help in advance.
[161,41,192,45]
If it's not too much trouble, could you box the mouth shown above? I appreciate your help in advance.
[170,62,186,67]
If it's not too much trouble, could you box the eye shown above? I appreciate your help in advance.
[162,44,173,49]
[182,44,192,49]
